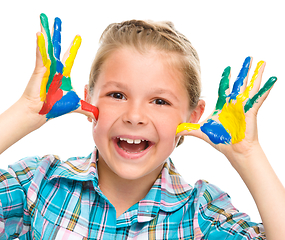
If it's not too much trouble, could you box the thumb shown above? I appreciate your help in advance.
[74,100,99,122]
[176,123,203,139]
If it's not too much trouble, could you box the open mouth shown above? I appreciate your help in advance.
[116,137,151,153]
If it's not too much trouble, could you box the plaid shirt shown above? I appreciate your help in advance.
[0,149,265,239]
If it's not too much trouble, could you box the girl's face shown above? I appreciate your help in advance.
[91,47,202,181]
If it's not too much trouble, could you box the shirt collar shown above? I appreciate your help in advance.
[48,149,193,222]
[48,149,99,184]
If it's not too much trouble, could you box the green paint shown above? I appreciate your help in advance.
[40,13,56,92]
[60,76,73,91]
[213,66,230,116]
[244,76,277,113]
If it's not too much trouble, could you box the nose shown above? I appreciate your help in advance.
[122,102,148,126]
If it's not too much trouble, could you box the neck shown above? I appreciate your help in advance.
[97,157,163,217]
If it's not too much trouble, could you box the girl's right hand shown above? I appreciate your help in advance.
[21,13,98,128]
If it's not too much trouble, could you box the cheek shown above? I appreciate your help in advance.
[154,114,180,148]
[92,108,113,144]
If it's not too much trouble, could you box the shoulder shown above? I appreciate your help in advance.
[185,179,239,219]
[193,179,233,206]
[6,152,94,189]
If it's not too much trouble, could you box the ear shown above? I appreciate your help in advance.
[84,84,93,123]
[188,99,205,123]
[175,100,205,139]
[84,84,91,103]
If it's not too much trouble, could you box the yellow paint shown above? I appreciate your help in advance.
[63,35,82,77]
[237,61,264,102]
[218,61,264,144]
[176,123,200,134]
[37,33,51,101]
[219,100,246,144]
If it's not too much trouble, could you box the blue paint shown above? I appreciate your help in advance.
[52,17,61,59]
[228,56,251,101]
[46,91,80,119]
[201,119,231,144]
[52,17,63,74]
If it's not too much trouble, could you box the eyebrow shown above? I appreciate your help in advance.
[101,81,128,90]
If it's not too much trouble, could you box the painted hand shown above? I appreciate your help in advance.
[37,13,98,120]
[176,57,276,149]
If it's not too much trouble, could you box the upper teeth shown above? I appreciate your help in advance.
[119,137,144,144]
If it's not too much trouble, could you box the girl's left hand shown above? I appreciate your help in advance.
[176,57,277,163]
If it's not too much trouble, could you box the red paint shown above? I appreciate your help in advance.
[39,73,63,115]
[80,100,99,120]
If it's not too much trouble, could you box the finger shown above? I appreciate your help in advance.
[228,56,251,102]
[52,17,64,74]
[176,123,206,143]
[244,76,277,113]
[40,13,56,92]
[59,36,82,100]
[63,35,82,77]
[37,32,51,101]
[237,61,265,102]
[213,66,231,115]
[248,61,265,99]
[176,120,232,146]
[40,13,55,65]
[74,100,99,121]
[176,123,200,135]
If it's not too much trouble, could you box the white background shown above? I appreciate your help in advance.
[0,0,284,224]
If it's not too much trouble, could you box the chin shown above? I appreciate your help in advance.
[113,163,153,180]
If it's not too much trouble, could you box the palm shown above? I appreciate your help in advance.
[37,14,98,120]
[177,57,276,154]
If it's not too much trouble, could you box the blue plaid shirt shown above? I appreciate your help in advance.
[0,149,265,239]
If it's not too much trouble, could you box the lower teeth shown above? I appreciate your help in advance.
[117,140,148,153]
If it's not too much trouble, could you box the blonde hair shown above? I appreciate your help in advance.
[89,20,201,146]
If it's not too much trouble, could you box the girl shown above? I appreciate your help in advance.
[0,14,284,239]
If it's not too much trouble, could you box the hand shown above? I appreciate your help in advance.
[176,57,277,159]
[36,13,98,120]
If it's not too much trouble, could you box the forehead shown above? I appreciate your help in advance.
[97,47,187,91]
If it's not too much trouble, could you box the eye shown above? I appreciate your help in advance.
[108,92,126,100]
[152,99,170,105]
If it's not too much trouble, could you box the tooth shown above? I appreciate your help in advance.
[127,139,134,144]
[134,139,141,144]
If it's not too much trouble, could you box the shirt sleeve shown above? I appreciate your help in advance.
[193,180,266,239]
[0,156,40,238]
